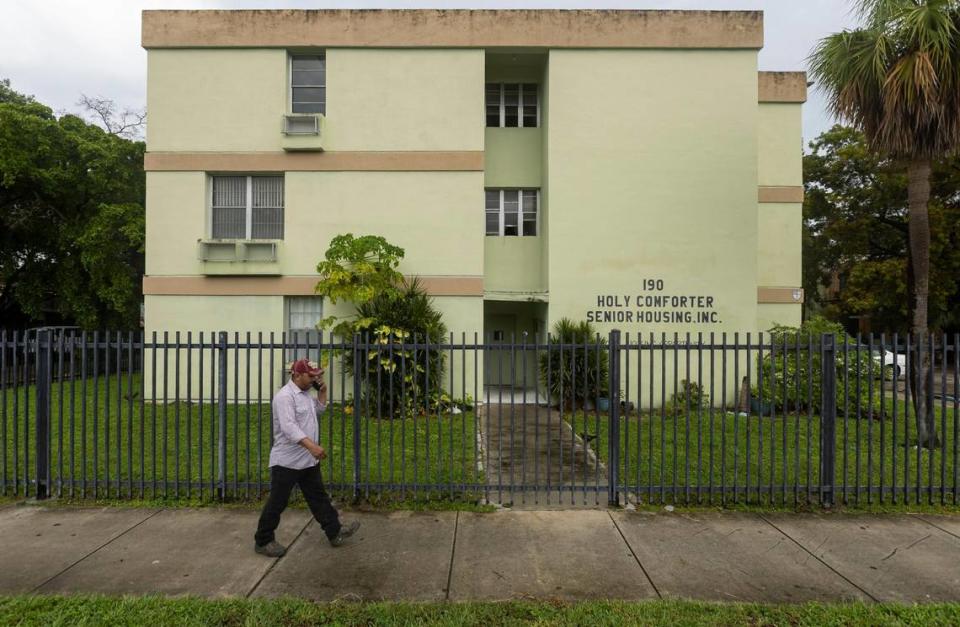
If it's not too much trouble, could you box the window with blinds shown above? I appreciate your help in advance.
[291,55,326,114]
[285,296,324,364]
[485,83,539,128]
[211,176,284,240]
[485,189,538,236]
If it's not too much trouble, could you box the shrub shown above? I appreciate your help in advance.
[538,318,609,410]
[348,278,448,417]
[755,317,879,417]
[664,379,710,415]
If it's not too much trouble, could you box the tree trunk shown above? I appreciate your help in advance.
[906,159,939,449]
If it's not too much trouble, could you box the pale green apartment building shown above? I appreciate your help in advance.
[142,9,805,381]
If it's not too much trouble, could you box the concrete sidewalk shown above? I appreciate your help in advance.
[1,503,958,603]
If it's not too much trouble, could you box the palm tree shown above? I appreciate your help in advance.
[810,0,960,448]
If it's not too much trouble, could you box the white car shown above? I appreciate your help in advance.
[875,349,906,380]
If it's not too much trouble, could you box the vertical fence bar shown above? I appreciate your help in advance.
[545,332,552,505]
[174,332,181,499]
[56,332,64,497]
[23,331,31,497]
[952,333,958,505]
[127,332,134,499]
[139,331,145,500]
[257,332,263,500]
[34,329,51,499]
[186,332,192,500]
[733,333,740,504]
[756,332,763,504]
[217,331,228,500]
[233,332,239,498]
[820,333,837,507]
[940,333,947,505]
[745,333,751,504]
[114,332,121,498]
[697,333,704,505]
[867,333,874,504]
[608,329,621,507]
[892,333,899,504]
[905,334,912,504]
[104,331,111,498]
[1,330,6,496]
[13,331,20,497]
[70,330,78,499]
[720,332,727,506]
[684,332,691,505]
[879,333,886,504]
[352,333,362,502]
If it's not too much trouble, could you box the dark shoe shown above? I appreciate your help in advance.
[254,540,286,557]
[329,521,360,547]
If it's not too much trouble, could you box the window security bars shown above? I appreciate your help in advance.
[485,83,539,128]
[1,330,957,508]
[211,176,284,240]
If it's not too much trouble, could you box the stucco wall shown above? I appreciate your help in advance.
[546,49,759,334]
[147,48,484,153]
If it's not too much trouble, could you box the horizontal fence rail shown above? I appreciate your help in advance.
[1,329,957,508]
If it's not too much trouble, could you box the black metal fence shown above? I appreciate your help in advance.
[1,329,957,507]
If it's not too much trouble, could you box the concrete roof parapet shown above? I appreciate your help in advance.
[758,71,808,103]
[142,9,764,50]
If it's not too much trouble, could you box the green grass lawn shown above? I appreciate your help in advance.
[2,374,482,503]
[571,400,958,506]
[0,596,958,626]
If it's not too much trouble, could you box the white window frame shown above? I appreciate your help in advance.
[485,189,539,237]
[209,175,284,240]
[485,83,539,128]
[289,53,326,115]
[284,296,324,364]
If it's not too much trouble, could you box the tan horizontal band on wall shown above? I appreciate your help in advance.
[142,10,764,49]
[758,186,804,203]
[758,287,804,304]
[758,71,807,103]
[145,151,485,172]
[143,276,484,296]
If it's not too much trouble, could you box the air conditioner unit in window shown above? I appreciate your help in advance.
[281,114,324,152]
[283,114,320,135]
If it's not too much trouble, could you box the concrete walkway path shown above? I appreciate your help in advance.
[479,403,606,508]
[1,503,958,603]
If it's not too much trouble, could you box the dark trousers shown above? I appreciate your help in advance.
[255,464,341,546]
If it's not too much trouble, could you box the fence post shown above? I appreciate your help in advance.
[34,329,51,500]
[352,333,362,502]
[608,329,621,507]
[820,333,836,508]
[217,331,228,500]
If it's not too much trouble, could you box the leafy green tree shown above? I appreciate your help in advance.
[810,0,960,448]
[0,79,145,328]
[314,233,405,337]
[803,125,960,334]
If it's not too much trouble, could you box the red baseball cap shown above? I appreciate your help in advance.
[290,358,322,376]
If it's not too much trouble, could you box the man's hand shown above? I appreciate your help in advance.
[298,437,327,460]
[314,371,328,406]
[308,442,327,460]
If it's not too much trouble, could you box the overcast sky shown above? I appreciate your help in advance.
[0,0,859,147]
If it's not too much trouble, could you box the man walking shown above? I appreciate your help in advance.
[254,358,359,557]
